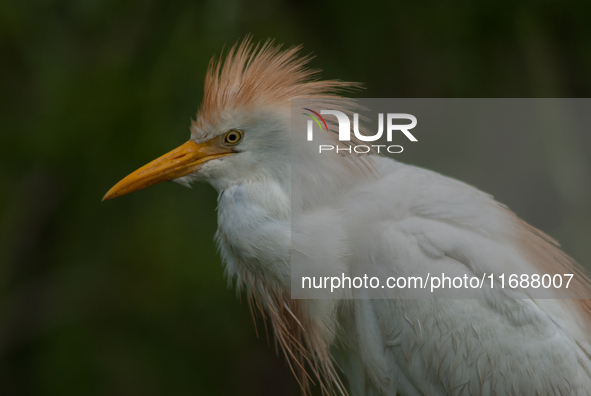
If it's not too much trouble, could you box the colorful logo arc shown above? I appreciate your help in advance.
[303,108,328,133]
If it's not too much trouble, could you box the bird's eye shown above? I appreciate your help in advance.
[222,129,244,146]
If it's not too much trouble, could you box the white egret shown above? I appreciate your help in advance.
[103,38,591,395]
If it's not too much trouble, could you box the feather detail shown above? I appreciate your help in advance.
[243,275,346,396]
[194,36,361,131]
[512,214,591,328]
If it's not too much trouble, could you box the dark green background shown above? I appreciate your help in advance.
[1,1,591,395]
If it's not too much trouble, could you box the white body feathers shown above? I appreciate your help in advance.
[213,153,591,395]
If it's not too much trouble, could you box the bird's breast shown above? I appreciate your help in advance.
[215,182,292,286]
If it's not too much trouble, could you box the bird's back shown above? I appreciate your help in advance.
[332,156,591,395]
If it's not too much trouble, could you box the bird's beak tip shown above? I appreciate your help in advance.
[102,182,127,202]
[101,188,118,202]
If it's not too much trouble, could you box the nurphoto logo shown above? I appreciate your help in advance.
[303,108,418,154]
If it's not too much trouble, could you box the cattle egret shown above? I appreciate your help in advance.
[103,38,591,395]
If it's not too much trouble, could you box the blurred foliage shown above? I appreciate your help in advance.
[1,0,591,395]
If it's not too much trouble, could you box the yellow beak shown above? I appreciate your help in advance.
[102,139,233,201]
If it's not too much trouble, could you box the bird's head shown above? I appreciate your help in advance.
[102,38,361,201]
